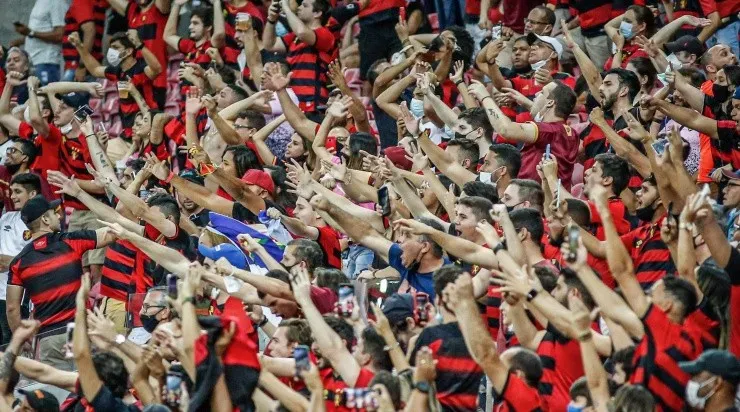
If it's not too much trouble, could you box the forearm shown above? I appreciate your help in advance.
[276,89,316,139]
[31,27,64,43]
[185,113,199,147]
[244,34,263,83]
[0,84,13,115]
[376,76,415,118]
[75,47,105,77]
[312,113,335,161]
[429,230,498,268]
[258,372,310,411]
[675,76,706,111]
[424,90,459,127]
[312,181,384,233]
[130,87,150,114]
[210,112,242,145]
[86,135,118,183]
[211,168,264,214]
[488,63,511,91]
[342,171,377,203]
[572,46,602,98]
[656,101,716,136]
[125,232,190,276]
[372,58,414,98]
[593,122,651,177]
[421,168,456,217]
[578,336,611,410]
[456,83,478,109]
[696,13,720,43]
[651,15,688,46]
[392,176,437,220]
[233,267,293,299]
[508,304,540,350]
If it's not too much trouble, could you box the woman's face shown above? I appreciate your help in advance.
[285,133,306,159]
[133,112,152,137]
[222,150,238,177]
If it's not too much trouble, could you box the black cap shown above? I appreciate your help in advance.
[679,349,740,384]
[179,168,205,185]
[54,92,90,111]
[20,196,61,224]
[381,293,414,325]
[19,389,60,412]
[666,35,705,56]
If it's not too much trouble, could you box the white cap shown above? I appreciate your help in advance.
[526,32,563,59]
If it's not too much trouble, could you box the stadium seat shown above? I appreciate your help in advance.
[108,116,123,138]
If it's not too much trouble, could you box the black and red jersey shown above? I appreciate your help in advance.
[63,0,107,70]
[101,239,138,302]
[410,322,484,411]
[9,231,98,333]
[104,60,161,138]
[177,38,219,109]
[723,247,740,357]
[494,372,545,412]
[510,72,577,102]
[44,128,104,211]
[569,0,612,35]
[138,223,195,288]
[536,324,584,412]
[620,215,675,289]
[316,225,342,269]
[126,2,168,104]
[670,0,717,22]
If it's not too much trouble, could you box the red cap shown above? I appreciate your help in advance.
[241,169,275,195]
[384,146,413,171]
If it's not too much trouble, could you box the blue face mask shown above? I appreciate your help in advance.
[566,404,585,412]
[409,98,425,118]
[275,21,289,37]
[619,21,635,39]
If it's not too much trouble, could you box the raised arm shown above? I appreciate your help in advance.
[13,356,78,392]
[470,82,538,143]
[210,0,225,48]
[210,167,266,215]
[569,295,611,412]
[653,99,718,138]
[376,73,416,119]
[561,21,602,98]
[101,221,191,277]
[68,32,106,78]
[26,77,49,136]
[589,109,651,177]
[74,275,105,402]
[250,114,286,165]
[163,0,183,50]
[262,0,287,53]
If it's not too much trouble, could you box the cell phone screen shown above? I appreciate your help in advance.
[377,187,391,217]
[73,105,94,122]
[294,345,310,373]
[167,274,178,300]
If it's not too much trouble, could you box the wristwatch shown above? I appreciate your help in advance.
[28,31,36,38]
[491,243,506,254]
[413,381,431,394]
[526,288,539,302]
[114,334,126,345]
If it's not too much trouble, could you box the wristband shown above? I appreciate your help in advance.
[164,171,175,184]
[526,288,539,302]
[491,242,506,254]
[413,381,431,394]
[135,43,143,51]
[455,80,465,87]
[577,331,593,341]
[482,96,494,104]
[383,342,400,351]
[258,316,269,327]
[85,134,96,139]
[268,19,278,24]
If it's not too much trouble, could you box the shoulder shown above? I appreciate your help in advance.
[62,230,98,242]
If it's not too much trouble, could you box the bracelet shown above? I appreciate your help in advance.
[383,342,400,351]
[577,331,593,342]
[455,80,465,87]
[679,222,695,231]
[482,96,493,104]
[135,43,143,51]
[85,134,96,139]
[164,171,175,184]
[258,316,269,327]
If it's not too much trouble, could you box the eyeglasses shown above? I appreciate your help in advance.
[524,18,549,26]
[5,147,20,155]
[142,304,166,312]
[234,124,252,130]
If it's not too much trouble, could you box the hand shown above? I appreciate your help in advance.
[183,262,202,298]
[320,158,347,181]
[393,218,433,236]
[237,233,262,253]
[327,98,349,118]
[622,110,650,142]
[410,60,432,77]
[308,193,330,211]
[87,306,117,344]
[288,265,312,304]
[612,32,625,52]
[143,153,169,180]
[79,115,94,136]
[192,97,215,120]
[285,159,314,198]
[534,68,553,85]
[467,80,490,102]
[560,228,588,269]
[327,60,347,90]
[98,220,132,241]
[539,155,558,179]
[560,20,576,49]
[413,347,437,383]
[501,26,514,40]
[267,0,281,22]
[445,273,475,309]
[368,303,393,338]
[85,82,104,98]
[47,171,82,197]
[74,67,88,82]
[589,107,607,126]
[213,256,235,277]
[394,14,409,43]
[215,321,236,357]
[660,215,678,244]
[406,152,429,172]
[682,192,713,227]
[6,71,26,87]
[478,16,493,30]
[299,363,323,393]
[76,272,92,307]
[185,87,203,115]
[9,320,40,349]
[26,76,40,90]
[475,220,502,245]
[568,293,592,333]
[399,101,420,136]
[501,87,532,108]
[683,15,711,27]
[266,207,282,220]
[449,60,465,84]
[206,47,220,61]
[14,22,30,36]
[263,68,291,91]
[415,72,432,96]
[485,39,505,63]
[491,265,538,299]
[142,344,166,378]
[126,29,142,49]
[356,269,376,281]
[589,182,609,206]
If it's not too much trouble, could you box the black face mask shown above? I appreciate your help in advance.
[711,83,731,103]
[140,308,163,333]
[635,200,657,222]
[455,131,471,140]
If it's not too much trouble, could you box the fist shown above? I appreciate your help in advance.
[68,32,82,47]
[266,207,282,220]
[206,47,220,59]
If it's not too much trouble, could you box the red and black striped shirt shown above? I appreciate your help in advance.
[494,372,544,412]
[630,304,704,411]
[101,239,138,302]
[126,2,168,104]
[62,0,107,70]
[620,214,675,289]
[177,38,219,110]
[510,72,576,102]
[46,127,104,211]
[281,21,340,113]
[9,231,98,333]
[569,0,612,36]
[104,60,160,138]
[536,324,584,412]
[316,225,342,269]
[410,322,484,411]
[723,247,740,357]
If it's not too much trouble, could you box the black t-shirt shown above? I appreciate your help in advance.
[189,208,210,227]
[90,386,140,412]
[232,199,284,225]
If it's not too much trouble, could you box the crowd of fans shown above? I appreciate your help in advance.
[0,0,739,410]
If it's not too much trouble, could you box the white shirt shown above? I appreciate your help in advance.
[0,212,29,300]
[25,0,69,65]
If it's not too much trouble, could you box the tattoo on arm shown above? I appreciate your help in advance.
[0,351,17,381]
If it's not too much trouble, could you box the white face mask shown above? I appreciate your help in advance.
[60,122,74,135]
[443,124,455,140]
[531,59,548,71]
[409,98,425,118]
[107,48,122,67]
[685,377,717,409]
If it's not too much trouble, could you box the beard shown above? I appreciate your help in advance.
[4,162,21,175]
[602,93,617,111]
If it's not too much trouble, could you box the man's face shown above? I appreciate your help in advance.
[189,15,208,41]
[480,151,501,174]
[550,276,568,305]
[722,179,740,208]
[269,326,296,358]
[512,40,531,69]
[708,45,738,70]
[9,184,34,210]
[524,9,551,35]
[44,209,62,232]
[528,41,554,64]
[285,133,306,159]
[352,336,369,366]
[297,0,317,22]
[647,279,673,313]
[140,291,167,318]
[281,245,299,269]
[217,87,238,109]
[233,117,255,140]
[599,73,622,111]
[502,183,526,210]
[584,160,605,196]
[398,231,426,268]
[453,118,477,139]
[263,294,300,318]
[177,189,198,213]
[730,98,740,122]
[636,181,658,209]
[53,102,75,127]
[294,197,317,225]
[5,142,27,166]
[418,181,439,209]
[110,40,131,61]
[454,204,480,241]
[6,50,28,74]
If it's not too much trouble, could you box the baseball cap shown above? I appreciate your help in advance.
[20,196,61,225]
[526,33,563,59]
[54,92,90,111]
[666,35,705,57]
[679,349,740,383]
[241,169,275,195]
[381,293,415,325]
[384,146,413,171]
[179,168,205,185]
[198,242,247,269]
[18,389,60,412]
[720,169,740,181]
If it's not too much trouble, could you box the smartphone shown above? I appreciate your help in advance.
[566,226,580,263]
[414,292,429,323]
[164,371,183,408]
[651,139,668,156]
[555,178,562,210]
[338,283,354,317]
[399,6,406,21]
[139,188,151,201]
[697,183,710,204]
[491,22,503,40]
[544,144,551,159]
[74,105,94,122]
[343,388,357,408]
[294,344,310,374]
[167,273,178,300]
[65,322,75,359]
[377,186,391,217]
